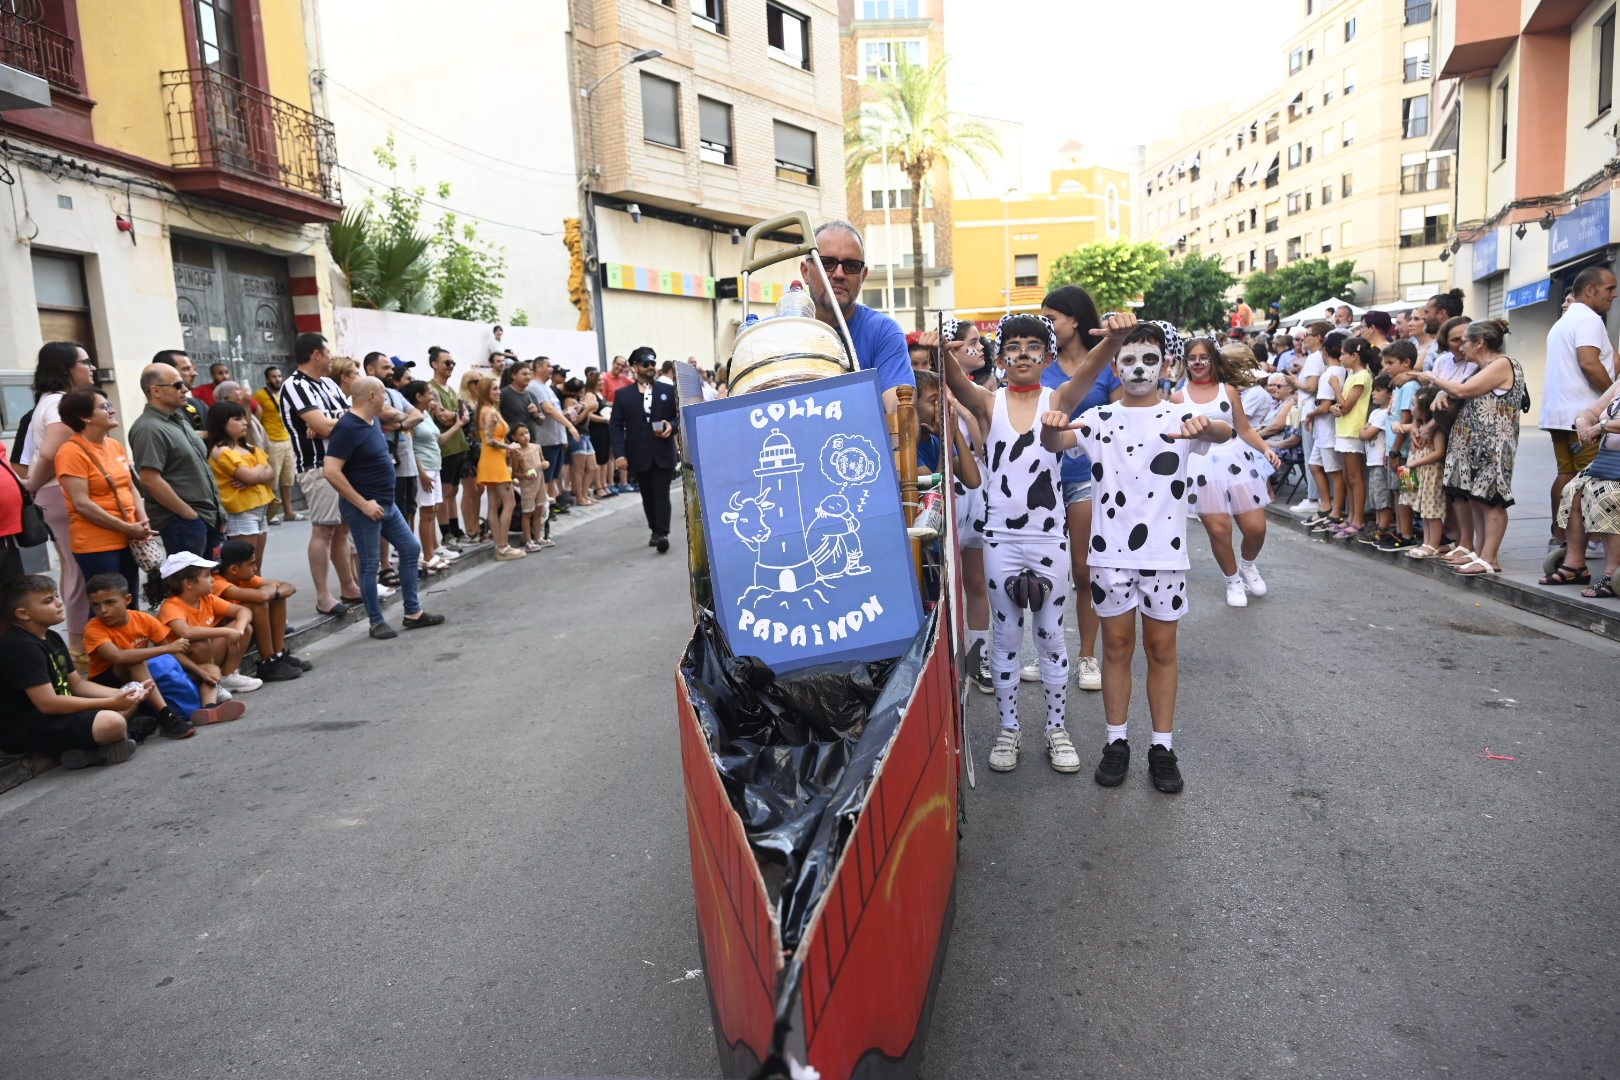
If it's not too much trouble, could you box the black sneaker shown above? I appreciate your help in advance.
[1374,531,1402,551]
[256,655,302,682]
[1354,526,1382,545]
[158,709,197,740]
[369,622,399,640]
[971,646,993,695]
[1386,534,1417,551]
[1148,744,1184,793]
[1094,738,1130,787]
[656,535,670,554]
[61,738,136,770]
[281,652,315,672]
[127,711,160,743]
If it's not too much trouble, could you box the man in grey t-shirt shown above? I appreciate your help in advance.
[527,357,576,505]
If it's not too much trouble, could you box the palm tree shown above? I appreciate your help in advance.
[845,57,999,330]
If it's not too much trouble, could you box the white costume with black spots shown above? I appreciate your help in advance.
[1068,402,1216,621]
[982,387,1068,732]
[1181,384,1273,516]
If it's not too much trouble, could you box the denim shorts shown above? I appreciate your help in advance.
[1062,479,1094,505]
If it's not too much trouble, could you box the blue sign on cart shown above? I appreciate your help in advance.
[684,369,923,673]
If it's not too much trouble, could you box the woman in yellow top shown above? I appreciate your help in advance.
[1329,336,1376,540]
[473,373,524,561]
[205,400,276,564]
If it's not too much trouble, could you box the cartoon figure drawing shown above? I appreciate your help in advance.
[728,428,881,613]
[806,494,869,579]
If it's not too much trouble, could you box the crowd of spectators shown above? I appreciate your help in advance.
[0,330,693,772]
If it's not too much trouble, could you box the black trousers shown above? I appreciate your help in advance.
[635,466,675,537]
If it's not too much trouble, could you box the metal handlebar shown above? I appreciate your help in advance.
[741,211,816,275]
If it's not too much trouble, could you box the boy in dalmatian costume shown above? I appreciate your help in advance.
[943,310,1138,774]
[1040,322,1233,793]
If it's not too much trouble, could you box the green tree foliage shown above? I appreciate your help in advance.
[1244,257,1364,318]
[1140,254,1237,330]
[328,135,506,322]
[508,309,530,327]
[1046,240,1169,315]
[845,58,999,331]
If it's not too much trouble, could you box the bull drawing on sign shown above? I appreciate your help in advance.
[720,492,775,552]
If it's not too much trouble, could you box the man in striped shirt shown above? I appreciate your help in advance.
[278,333,361,616]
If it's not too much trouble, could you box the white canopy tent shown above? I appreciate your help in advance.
[1277,299,1366,328]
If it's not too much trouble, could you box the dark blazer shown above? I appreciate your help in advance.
[610,380,680,472]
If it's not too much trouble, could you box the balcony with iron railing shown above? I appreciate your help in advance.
[162,67,341,223]
[0,3,80,94]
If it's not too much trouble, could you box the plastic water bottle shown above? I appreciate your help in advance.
[743,313,760,327]
[775,280,816,319]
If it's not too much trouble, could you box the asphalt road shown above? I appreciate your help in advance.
[2,503,1616,1080]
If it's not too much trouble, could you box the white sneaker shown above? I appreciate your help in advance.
[1225,580,1249,608]
[988,728,1021,772]
[377,584,397,599]
[1020,662,1040,682]
[1077,656,1102,691]
[1289,499,1321,515]
[1045,728,1081,772]
[1238,562,1267,597]
[438,547,461,561]
[213,686,233,703]
[219,672,262,693]
[1590,539,1608,559]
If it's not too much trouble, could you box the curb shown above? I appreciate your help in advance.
[0,489,649,798]
[1265,504,1620,642]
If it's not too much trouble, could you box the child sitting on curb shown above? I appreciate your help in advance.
[212,539,310,682]
[157,552,260,713]
[84,573,226,735]
[0,574,141,769]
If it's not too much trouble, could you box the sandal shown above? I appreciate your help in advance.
[1453,556,1501,576]
[316,601,351,617]
[1583,575,1617,599]
[1538,564,1591,586]
[1441,547,1476,566]
[378,568,401,588]
[1405,544,1440,559]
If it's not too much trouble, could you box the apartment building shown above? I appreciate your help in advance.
[570,0,846,366]
[0,0,340,438]
[1438,0,1620,401]
[1138,0,1452,308]
[838,0,952,329]
[953,144,1132,325]
[317,0,581,333]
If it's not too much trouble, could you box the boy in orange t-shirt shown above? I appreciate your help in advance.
[84,573,239,731]
[212,538,307,682]
[157,552,258,709]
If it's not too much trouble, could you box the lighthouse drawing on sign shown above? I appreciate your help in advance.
[748,429,814,593]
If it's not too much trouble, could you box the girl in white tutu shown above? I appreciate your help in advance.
[1172,339,1281,606]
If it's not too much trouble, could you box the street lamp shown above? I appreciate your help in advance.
[578,47,663,365]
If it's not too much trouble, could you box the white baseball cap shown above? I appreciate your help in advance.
[159,551,218,578]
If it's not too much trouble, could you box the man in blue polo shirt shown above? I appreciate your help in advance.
[801,221,916,411]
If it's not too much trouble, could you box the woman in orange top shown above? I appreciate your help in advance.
[53,388,157,607]
[474,374,523,561]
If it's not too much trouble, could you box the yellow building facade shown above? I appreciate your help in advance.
[952,145,1131,324]
[0,0,340,434]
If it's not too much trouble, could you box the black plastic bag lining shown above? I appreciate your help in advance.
[681,607,937,950]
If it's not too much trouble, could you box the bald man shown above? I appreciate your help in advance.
[323,376,444,638]
[127,362,226,559]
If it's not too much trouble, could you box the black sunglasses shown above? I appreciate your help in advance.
[633,359,657,366]
[159,380,187,391]
[816,255,866,276]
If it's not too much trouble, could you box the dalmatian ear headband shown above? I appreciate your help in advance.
[995,313,1058,361]
[1148,320,1186,367]
[940,316,962,342]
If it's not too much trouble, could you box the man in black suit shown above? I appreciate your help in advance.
[610,346,679,554]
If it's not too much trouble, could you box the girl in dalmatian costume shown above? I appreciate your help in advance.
[1040,322,1235,794]
[942,312,1132,774]
[1172,337,1282,607]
